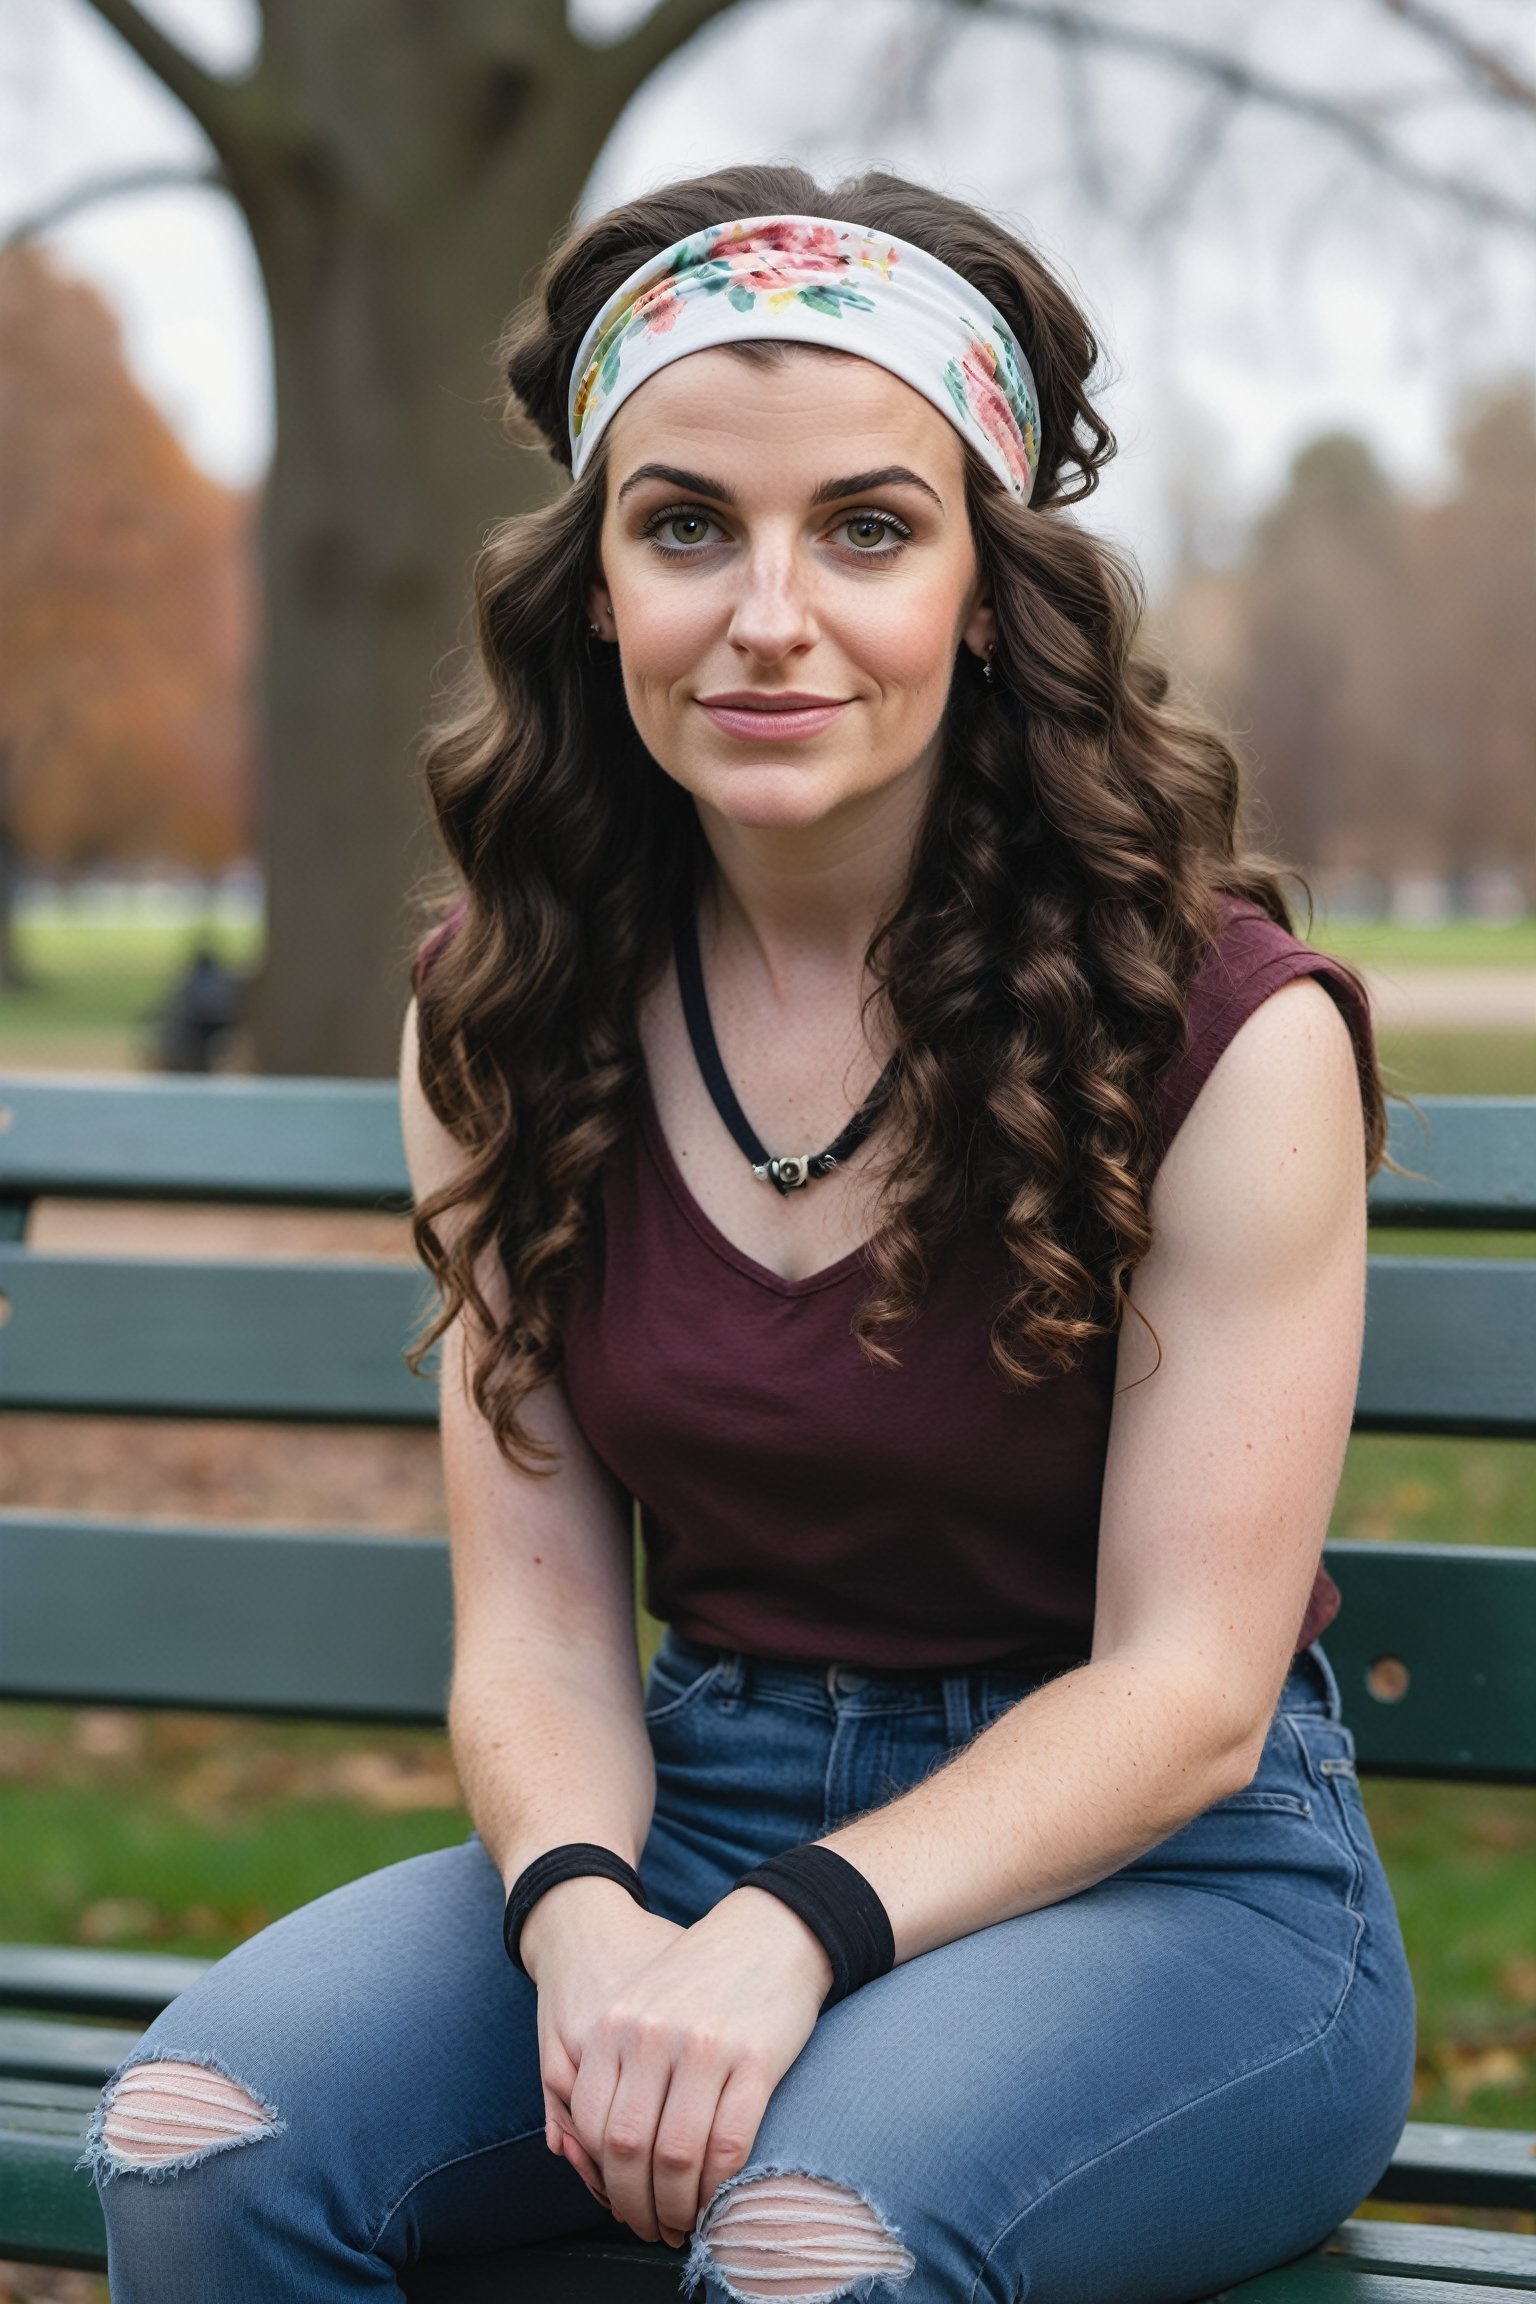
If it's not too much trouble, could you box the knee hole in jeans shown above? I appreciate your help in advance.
[95,2058,279,2172]
[694,2171,915,2303]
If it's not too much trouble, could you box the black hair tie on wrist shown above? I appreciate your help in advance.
[734,1843,895,2009]
[503,1843,649,1975]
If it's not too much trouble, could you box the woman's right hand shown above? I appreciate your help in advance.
[520,1877,685,2214]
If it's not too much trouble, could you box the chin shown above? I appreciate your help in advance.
[688,757,857,831]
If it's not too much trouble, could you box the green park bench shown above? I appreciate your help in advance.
[0,1073,1532,2299]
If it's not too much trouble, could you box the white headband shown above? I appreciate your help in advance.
[567,214,1041,503]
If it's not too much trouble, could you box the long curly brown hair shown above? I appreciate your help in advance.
[405,163,1385,1469]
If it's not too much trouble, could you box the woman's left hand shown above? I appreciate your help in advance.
[564,1886,833,2246]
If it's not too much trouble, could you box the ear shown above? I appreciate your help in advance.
[960,586,995,666]
[585,576,616,635]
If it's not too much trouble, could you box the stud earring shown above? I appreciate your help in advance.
[588,620,601,636]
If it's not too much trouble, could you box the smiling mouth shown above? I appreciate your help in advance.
[696,694,851,741]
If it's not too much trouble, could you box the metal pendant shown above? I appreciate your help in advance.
[752,1153,815,1193]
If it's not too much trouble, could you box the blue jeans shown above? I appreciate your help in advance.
[87,1633,1415,2303]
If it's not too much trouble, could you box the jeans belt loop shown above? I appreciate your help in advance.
[942,1670,975,1748]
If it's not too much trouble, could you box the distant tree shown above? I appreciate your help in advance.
[1410,383,1536,882]
[1156,382,1536,893]
[0,243,253,986]
[27,0,1536,1067]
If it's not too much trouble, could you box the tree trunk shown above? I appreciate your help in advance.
[78,0,726,1071]
[240,189,585,1076]
[0,741,34,994]
[232,12,642,1074]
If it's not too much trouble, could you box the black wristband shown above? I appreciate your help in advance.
[734,1844,895,2009]
[503,1843,649,1975]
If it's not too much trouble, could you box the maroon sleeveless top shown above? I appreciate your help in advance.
[417,896,1374,1670]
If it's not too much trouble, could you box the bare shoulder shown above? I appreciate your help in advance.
[1148,976,1366,1283]
[397,993,472,1211]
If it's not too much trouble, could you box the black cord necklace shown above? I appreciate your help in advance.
[673,901,897,1196]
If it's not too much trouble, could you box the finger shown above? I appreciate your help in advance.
[558,2122,613,2208]
[545,2081,611,2205]
[567,2044,620,2170]
[541,2035,579,2155]
[699,2064,769,2213]
[599,2053,672,2241]
[650,2066,731,2245]
[543,2083,576,2162]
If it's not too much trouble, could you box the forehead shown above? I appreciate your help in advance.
[602,345,967,500]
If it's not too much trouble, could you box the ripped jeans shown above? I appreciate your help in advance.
[87,1633,1416,2304]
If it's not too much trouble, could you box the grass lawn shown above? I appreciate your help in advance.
[1378,1029,1536,1099]
[0,912,1530,2297]
[1310,917,1536,972]
[0,911,261,1042]
[0,907,1531,1059]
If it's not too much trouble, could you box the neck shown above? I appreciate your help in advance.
[694,750,937,998]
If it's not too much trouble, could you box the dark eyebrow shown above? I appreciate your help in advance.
[809,466,944,510]
[614,461,945,511]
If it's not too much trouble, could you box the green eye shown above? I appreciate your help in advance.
[845,514,892,550]
[667,512,712,546]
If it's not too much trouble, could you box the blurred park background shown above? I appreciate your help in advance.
[0,0,1532,2289]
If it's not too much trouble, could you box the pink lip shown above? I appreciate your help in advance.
[697,692,850,742]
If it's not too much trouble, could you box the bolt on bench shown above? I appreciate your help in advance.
[0,1076,1532,2298]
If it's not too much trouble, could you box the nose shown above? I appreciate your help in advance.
[726,537,818,665]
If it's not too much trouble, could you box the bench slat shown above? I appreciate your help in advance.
[1218,2274,1517,2302]
[1372,1099,1536,1230]
[1324,1544,1536,1782]
[0,1514,455,1719]
[1,1249,1529,1434]
[1354,1260,1536,1437]
[0,1944,210,2023]
[0,1076,409,1207]
[0,2016,140,2086]
[0,2076,105,2270]
[2,1081,1527,1227]
[0,1250,440,1422]
[4,1520,1532,1779]
[1315,2222,1536,2285]
[1372,2119,1536,2211]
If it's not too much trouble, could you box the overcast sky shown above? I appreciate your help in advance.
[4,0,1533,585]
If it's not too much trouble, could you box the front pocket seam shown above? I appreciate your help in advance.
[1210,1790,1314,1817]
[643,1661,723,1724]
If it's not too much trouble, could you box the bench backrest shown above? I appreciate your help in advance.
[0,1080,1531,1779]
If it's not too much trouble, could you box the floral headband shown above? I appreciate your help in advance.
[567,214,1042,503]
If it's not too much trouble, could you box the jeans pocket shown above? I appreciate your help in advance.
[1205,1787,1314,1817]
[643,1634,726,1725]
[1286,1712,1376,1871]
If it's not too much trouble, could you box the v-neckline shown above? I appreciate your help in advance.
[637,1072,871,1300]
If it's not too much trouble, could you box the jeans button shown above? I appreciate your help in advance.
[832,1667,869,1695]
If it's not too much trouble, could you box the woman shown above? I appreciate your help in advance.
[86,166,1416,2304]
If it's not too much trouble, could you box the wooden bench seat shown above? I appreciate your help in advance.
[1,1077,1531,2298]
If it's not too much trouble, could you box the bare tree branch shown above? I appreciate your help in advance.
[981,0,1536,234]
[1138,79,1239,242]
[75,0,253,158]
[0,164,224,256]
[1059,14,1111,214]
[1380,0,1536,113]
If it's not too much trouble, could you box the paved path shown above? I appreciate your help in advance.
[1360,968,1536,1030]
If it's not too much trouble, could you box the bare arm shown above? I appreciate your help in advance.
[523,977,1371,2247]
[814,974,1367,1950]
[398,997,661,1960]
